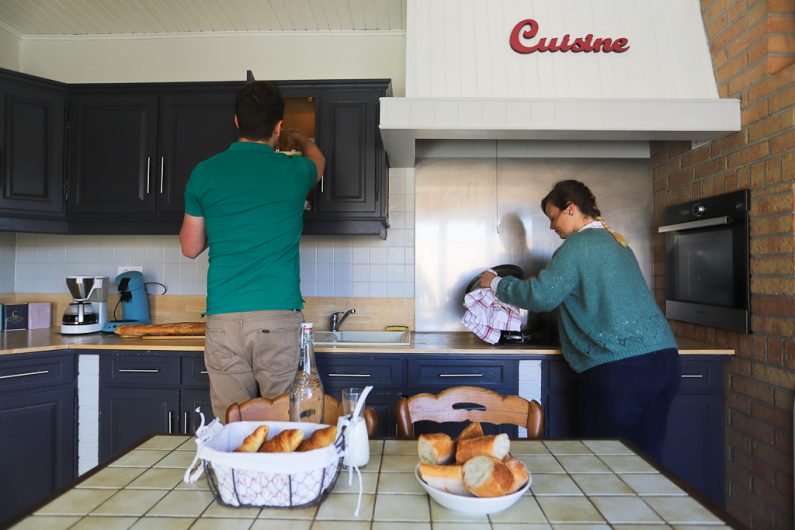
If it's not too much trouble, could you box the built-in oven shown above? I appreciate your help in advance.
[657,189,750,333]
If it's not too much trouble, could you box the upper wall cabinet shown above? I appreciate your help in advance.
[0,70,67,233]
[67,84,239,234]
[292,81,391,238]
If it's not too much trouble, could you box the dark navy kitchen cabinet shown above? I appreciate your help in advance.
[0,68,67,233]
[661,356,726,507]
[542,356,726,507]
[99,352,210,463]
[316,353,519,438]
[67,85,239,234]
[0,351,75,527]
[304,83,390,237]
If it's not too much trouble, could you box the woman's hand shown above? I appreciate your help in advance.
[479,271,497,289]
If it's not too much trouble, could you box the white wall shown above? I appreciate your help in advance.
[14,171,414,298]
[0,233,15,293]
[405,0,717,99]
[20,31,406,95]
[0,24,20,70]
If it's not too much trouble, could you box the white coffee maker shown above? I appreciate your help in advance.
[61,276,109,334]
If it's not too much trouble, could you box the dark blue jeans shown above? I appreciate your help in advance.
[576,348,681,462]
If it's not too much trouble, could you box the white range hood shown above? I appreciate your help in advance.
[381,0,741,167]
[380,97,740,167]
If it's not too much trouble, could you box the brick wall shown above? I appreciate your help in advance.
[651,1,795,528]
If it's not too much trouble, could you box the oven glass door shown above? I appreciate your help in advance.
[665,223,746,310]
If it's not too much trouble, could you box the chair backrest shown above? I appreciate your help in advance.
[396,385,544,439]
[225,393,379,438]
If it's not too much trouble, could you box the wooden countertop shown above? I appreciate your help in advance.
[0,329,735,357]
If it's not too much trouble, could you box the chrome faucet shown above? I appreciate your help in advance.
[330,308,356,332]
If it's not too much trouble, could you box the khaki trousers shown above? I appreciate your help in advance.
[204,309,303,419]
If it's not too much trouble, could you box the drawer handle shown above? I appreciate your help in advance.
[681,374,704,379]
[328,373,371,378]
[118,369,160,373]
[0,369,49,380]
[439,373,484,378]
[200,371,208,375]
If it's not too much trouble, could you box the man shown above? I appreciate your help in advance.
[179,81,324,419]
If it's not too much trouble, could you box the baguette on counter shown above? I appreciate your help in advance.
[114,322,206,337]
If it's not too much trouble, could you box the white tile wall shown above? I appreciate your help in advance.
[8,169,415,297]
[0,232,15,293]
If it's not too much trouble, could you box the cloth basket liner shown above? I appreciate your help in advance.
[185,419,343,508]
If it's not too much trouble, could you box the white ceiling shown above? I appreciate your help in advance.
[0,0,406,36]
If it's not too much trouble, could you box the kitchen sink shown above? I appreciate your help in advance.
[313,330,411,346]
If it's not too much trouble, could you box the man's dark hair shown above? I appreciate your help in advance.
[235,81,284,140]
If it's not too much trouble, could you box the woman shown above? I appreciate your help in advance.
[480,180,680,461]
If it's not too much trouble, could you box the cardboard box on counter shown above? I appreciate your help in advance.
[28,302,51,329]
[3,303,28,331]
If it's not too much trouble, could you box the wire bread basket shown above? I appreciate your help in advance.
[184,418,345,509]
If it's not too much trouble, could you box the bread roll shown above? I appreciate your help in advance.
[458,422,484,441]
[418,433,454,464]
[259,428,304,453]
[502,454,529,493]
[455,433,510,464]
[462,455,514,497]
[297,425,337,452]
[419,464,471,496]
[234,424,269,452]
[114,322,206,336]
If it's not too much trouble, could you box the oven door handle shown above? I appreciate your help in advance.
[657,215,733,233]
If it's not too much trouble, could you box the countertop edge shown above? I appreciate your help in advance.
[0,330,736,357]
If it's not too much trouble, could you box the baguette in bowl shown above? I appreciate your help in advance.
[415,463,530,515]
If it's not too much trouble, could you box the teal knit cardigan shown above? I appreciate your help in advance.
[496,229,677,373]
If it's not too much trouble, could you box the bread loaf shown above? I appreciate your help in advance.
[502,454,529,493]
[455,433,510,464]
[457,422,484,441]
[114,322,206,336]
[234,424,269,452]
[419,463,471,496]
[418,433,454,464]
[462,455,514,497]
[259,428,304,453]
[297,425,337,452]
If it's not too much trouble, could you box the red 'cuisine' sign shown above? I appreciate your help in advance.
[510,19,630,53]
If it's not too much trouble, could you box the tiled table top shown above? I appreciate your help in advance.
[12,436,736,529]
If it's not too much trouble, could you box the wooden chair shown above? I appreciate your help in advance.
[225,393,379,438]
[396,386,544,439]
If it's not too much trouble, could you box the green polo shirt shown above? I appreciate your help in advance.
[184,142,316,315]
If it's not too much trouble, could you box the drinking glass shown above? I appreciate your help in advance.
[341,387,363,418]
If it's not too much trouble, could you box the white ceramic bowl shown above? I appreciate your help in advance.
[414,464,531,515]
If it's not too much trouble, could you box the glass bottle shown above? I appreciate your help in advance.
[288,322,325,423]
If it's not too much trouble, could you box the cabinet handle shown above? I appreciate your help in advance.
[321,173,324,193]
[183,412,189,434]
[146,156,151,194]
[200,370,208,375]
[439,373,484,378]
[682,374,704,379]
[118,368,160,373]
[168,411,174,434]
[159,156,165,193]
[327,373,371,378]
[0,369,49,380]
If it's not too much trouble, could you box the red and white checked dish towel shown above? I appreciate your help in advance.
[461,288,522,344]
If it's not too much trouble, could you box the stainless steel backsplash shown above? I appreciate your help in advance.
[415,157,653,332]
